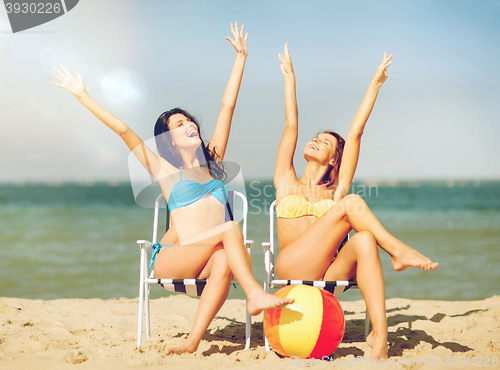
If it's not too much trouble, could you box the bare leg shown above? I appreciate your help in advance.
[275,195,436,358]
[323,232,388,360]
[277,194,438,276]
[165,249,233,355]
[219,221,294,316]
[330,194,438,271]
[156,222,293,313]
[156,222,294,355]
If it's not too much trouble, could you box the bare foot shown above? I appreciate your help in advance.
[391,245,439,271]
[165,341,197,356]
[366,331,375,347]
[367,331,388,360]
[247,290,294,316]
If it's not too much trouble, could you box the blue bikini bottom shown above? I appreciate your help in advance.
[149,242,174,269]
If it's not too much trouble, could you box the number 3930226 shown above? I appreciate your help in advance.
[443,356,498,367]
[5,2,62,14]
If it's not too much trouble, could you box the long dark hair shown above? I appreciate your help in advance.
[318,130,345,189]
[154,108,226,180]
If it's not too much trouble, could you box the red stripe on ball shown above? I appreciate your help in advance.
[308,290,345,359]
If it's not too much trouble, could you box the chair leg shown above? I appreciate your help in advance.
[145,285,151,339]
[244,301,251,350]
[137,246,147,347]
[144,256,151,339]
[263,283,270,351]
[137,279,144,347]
[364,310,371,340]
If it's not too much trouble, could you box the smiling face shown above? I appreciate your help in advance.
[166,113,202,149]
[303,133,338,166]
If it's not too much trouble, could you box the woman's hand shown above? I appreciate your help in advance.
[209,22,248,160]
[278,43,294,77]
[373,52,393,85]
[225,22,248,56]
[50,65,86,99]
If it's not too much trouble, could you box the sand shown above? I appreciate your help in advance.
[0,295,499,369]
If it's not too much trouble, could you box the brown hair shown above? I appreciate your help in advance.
[319,130,345,189]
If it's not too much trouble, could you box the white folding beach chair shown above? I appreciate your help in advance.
[137,191,254,349]
[262,200,370,351]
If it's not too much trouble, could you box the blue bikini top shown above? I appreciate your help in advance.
[167,168,228,212]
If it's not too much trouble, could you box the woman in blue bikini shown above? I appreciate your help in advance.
[51,23,293,355]
[274,44,438,360]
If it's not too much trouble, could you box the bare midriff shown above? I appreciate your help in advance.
[159,193,226,246]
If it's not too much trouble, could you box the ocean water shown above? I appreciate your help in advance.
[0,180,499,302]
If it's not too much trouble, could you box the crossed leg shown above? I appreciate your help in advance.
[277,194,438,276]
[153,221,294,355]
[276,225,387,359]
[324,232,388,360]
[276,194,439,359]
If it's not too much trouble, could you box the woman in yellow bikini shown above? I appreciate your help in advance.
[274,44,439,360]
[51,23,293,356]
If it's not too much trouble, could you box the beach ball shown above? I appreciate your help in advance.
[264,285,345,359]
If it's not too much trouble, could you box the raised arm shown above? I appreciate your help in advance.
[333,53,393,201]
[207,22,248,160]
[274,43,298,186]
[51,65,173,178]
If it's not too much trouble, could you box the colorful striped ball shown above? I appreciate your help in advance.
[264,285,345,359]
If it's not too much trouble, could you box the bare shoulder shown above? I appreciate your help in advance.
[153,157,181,184]
[275,177,303,203]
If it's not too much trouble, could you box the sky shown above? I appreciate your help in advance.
[1,0,499,182]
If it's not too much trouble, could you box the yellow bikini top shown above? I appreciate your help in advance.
[276,195,335,218]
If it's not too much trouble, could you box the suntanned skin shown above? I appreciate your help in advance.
[273,44,438,360]
[51,23,293,356]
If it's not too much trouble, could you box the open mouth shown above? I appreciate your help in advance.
[309,144,319,151]
[188,130,198,138]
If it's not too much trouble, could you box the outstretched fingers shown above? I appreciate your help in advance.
[225,22,248,54]
[224,36,236,48]
[230,21,244,39]
[51,66,66,80]
[60,64,72,76]
[50,67,67,88]
[50,71,63,83]
[278,43,293,76]
[381,53,393,69]
[50,64,85,97]
[51,64,75,83]
[284,42,291,59]
[278,43,291,62]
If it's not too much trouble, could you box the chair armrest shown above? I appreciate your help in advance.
[262,242,275,292]
[245,240,254,254]
[137,240,153,250]
[262,242,271,252]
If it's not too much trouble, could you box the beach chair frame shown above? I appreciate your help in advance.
[262,200,370,351]
[137,191,254,349]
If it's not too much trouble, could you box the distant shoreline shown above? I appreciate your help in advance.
[1,178,500,187]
